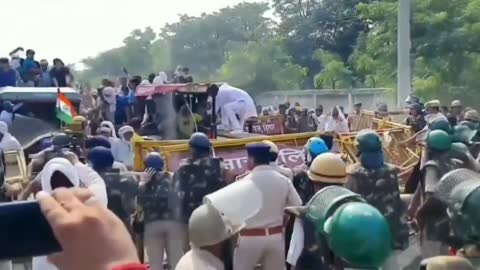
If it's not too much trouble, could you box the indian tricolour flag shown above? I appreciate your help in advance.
[56,90,77,124]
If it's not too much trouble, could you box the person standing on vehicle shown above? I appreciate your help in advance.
[345,130,409,269]
[173,132,227,250]
[234,143,302,270]
[138,152,184,270]
[0,58,17,87]
[50,58,73,87]
[38,59,53,87]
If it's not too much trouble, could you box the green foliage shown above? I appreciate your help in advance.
[161,2,273,80]
[218,38,306,93]
[313,50,352,89]
[76,0,480,102]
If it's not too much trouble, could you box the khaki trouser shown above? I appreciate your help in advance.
[234,234,285,270]
[144,220,185,270]
[0,261,11,270]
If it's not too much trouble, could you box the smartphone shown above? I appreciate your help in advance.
[0,201,61,260]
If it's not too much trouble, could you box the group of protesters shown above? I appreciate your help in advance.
[0,47,73,88]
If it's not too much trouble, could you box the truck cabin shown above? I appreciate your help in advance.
[135,83,220,140]
[0,87,81,156]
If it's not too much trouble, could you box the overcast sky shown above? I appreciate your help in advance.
[1,0,259,65]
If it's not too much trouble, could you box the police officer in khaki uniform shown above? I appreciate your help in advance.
[262,140,293,180]
[234,143,302,270]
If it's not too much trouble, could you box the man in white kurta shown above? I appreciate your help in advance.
[32,156,108,270]
[215,83,257,132]
[234,143,302,270]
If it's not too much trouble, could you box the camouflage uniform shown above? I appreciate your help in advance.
[346,163,410,250]
[99,169,138,224]
[137,172,175,224]
[173,157,225,223]
[137,171,184,270]
[420,154,462,245]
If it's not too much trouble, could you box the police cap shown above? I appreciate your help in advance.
[246,143,271,158]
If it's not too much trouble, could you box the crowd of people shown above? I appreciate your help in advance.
[2,58,480,270]
[0,48,73,88]
[0,88,478,270]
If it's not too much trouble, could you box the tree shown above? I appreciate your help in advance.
[313,50,352,89]
[218,38,306,94]
[273,0,370,86]
[78,27,169,84]
[161,2,274,80]
[353,0,480,105]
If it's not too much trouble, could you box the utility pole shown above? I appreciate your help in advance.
[397,0,412,108]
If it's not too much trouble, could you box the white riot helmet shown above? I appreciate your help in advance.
[189,180,262,248]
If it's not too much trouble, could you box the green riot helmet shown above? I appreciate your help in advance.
[355,129,382,153]
[429,119,452,134]
[426,130,452,152]
[324,202,392,268]
[435,169,480,245]
[305,186,392,269]
[452,125,477,144]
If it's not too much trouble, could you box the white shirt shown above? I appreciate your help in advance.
[269,162,294,180]
[287,218,304,266]
[243,165,302,228]
[0,111,13,127]
[216,84,257,119]
[0,134,21,152]
[316,114,327,132]
[32,162,108,270]
[111,140,134,169]
[324,117,349,133]
[176,248,224,270]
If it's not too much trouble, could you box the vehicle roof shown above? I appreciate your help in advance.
[135,83,224,97]
[0,87,81,102]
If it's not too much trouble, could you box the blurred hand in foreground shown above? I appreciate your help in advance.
[37,188,139,270]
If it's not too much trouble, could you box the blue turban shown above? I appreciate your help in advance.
[85,136,111,150]
[145,152,164,171]
[87,146,114,171]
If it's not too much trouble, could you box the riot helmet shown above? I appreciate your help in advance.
[145,152,165,171]
[426,130,452,152]
[355,129,382,154]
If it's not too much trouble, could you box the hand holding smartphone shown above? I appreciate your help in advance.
[0,201,61,260]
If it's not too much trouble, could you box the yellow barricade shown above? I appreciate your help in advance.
[339,128,419,180]
[134,132,335,173]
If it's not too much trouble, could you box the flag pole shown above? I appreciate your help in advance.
[57,88,64,129]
